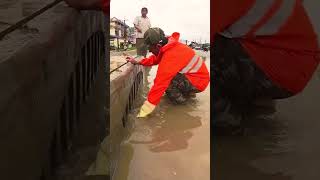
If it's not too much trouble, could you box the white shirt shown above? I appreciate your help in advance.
[133,16,151,38]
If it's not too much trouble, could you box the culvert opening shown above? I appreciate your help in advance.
[121,72,144,127]
[44,31,106,179]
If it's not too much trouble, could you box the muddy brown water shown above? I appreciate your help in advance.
[214,66,320,180]
[112,51,211,180]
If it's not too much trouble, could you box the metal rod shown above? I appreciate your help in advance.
[109,54,140,74]
[109,61,129,73]
[0,0,63,40]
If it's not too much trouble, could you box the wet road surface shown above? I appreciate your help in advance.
[113,51,211,180]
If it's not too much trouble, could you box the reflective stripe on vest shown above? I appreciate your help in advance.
[220,0,296,38]
[180,55,203,74]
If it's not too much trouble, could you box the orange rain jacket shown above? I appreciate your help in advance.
[212,0,320,94]
[140,32,210,105]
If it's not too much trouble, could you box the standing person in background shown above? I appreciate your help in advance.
[134,7,151,57]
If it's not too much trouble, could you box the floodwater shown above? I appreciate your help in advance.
[214,67,320,180]
[112,50,211,180]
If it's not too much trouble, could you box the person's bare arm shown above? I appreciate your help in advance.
[63,0,102,10]
[134,24,142,33]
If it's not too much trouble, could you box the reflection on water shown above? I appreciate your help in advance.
[129,102,202,153]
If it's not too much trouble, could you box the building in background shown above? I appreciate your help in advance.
[110,17,135,50]
[128,27,136,45]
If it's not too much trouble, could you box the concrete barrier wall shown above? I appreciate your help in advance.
[0,4,107,180]
[109,63,144,177]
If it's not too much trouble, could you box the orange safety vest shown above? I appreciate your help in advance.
[139,32,210,105]
[213,0,320,94]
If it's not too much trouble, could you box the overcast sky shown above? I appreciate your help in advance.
[110,0,210,43]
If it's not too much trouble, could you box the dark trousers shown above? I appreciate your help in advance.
[166,73,199,104]
[212,35,292,127]
[136,38,147,57]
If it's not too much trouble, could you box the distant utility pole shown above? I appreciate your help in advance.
[124,18,127,45]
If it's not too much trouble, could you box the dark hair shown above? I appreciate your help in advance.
[141,7,148,12]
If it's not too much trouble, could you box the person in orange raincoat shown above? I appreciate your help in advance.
[212,0,320,133]
[127,28,210,117]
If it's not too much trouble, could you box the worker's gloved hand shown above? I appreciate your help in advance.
[126,56,139,65]
[137,101,156,118]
